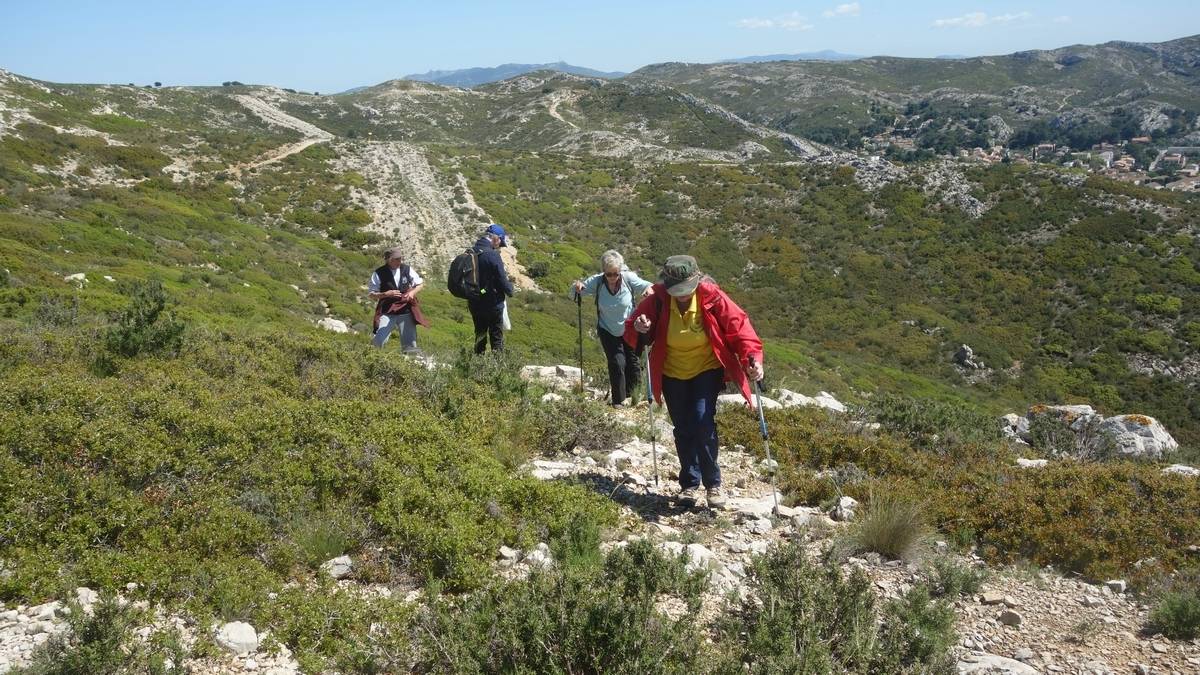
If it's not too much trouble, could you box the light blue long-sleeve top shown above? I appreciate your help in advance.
[571,269,653,337]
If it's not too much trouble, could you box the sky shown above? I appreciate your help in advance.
[1,1,1198,93]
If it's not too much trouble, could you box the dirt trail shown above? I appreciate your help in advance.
[229,94,333,176]
[333,141,538,290]
[546,90,580,130]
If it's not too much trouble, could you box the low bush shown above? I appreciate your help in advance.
[1026,411,1117,461]
[257,582,413,673]
[0,326,618,665]
[1147,575,1200,640]
[925,557,988,598]
[410,536,706,673]
[711,545,955,673]
[102,281,184,359]
[846,491,929,561]
[860,394,1000,452]
[11,595,185,675]
[523,396,630,457]
[717,407,1200,582]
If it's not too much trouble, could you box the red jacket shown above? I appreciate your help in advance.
[624,280,764,408]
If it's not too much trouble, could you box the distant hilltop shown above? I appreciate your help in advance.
[721,50,862,63]
[402,61,626,88]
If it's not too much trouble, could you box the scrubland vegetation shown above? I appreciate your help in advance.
[2,69,1199,670]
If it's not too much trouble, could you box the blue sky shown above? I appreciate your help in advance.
[2,1,1197,92]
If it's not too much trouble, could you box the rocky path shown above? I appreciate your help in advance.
[545,90,580,130]
[520,367,1200,675]
[333,140,539,289]
[228,94,333,177]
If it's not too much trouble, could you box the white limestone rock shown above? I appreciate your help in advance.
[554,365,582,380]
[320,555,353,579]
[316,317,350,333]
[215,621,259,656]
[1163,464,1200,477]
[830,496,858,522]
[1099,414,1178,459]
[957,653,1039,674]
[605,449,633,469]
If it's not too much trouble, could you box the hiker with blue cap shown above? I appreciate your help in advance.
[465,224,514,353]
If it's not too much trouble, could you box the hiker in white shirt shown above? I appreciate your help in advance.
[368,248,427,352]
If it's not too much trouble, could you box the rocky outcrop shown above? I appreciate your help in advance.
[1099,415,1179,459]
[954,344,986,370]
[1000,405,1179,460]
[775,389,847,413]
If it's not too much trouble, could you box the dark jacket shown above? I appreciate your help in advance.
[469,236,514,308]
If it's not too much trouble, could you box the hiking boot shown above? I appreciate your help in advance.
[706,486,727,510]
[678,486,699,507]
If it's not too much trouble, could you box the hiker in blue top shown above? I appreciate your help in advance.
[571,250,654,406]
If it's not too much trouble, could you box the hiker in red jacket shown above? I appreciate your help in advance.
[625,255,764,510]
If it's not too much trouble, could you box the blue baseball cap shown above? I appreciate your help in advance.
[486,223,508,247]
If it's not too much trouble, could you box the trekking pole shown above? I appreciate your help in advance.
[645,349,659,487]
[748,356,779,515]
[575,291,584,393]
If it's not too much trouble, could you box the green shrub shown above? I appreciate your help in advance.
[847,491,929,561]
[1147,578,1200,640]
[257,582,413,673]
[1183,321,1200,349]
[862,394,1000,452]
[523,397,629,457]
[1026,411,1118,461]
[102,281,184,358]
[1135,293,1182,317]
[711,544,955,673]
[285,508,365,569]
[717,409,1200,581]
[410,537,705,673]
[925,556,988,597]
[12,595,185,675]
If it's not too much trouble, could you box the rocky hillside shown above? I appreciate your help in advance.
[630,34,1200,152]
[1,61,1198,443]
[3,47,1200,674]
[403,61,626,88]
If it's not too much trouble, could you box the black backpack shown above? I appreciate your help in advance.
[447,249,484,300]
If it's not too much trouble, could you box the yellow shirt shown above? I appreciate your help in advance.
[663,293,722,379]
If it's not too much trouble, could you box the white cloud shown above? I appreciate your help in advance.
[1052,15,1071,23]
[822,2,861,18]
[735,11,814,31]
[932,11,1032,28]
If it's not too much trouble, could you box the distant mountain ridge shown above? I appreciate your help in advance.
[404,61,625,88]
[631,34,1200,152]
[722,50,861,63]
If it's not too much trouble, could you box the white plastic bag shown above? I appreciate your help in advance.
[501,301,512,331]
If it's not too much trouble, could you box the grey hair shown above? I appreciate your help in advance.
[383,247,403,261]
[599,250,624,272]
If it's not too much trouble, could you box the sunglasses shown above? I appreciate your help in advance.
[603,271,621,278]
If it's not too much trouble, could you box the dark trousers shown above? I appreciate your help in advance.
[469,303,504,354]
[661,368,724,490]
[598,329,640,405]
